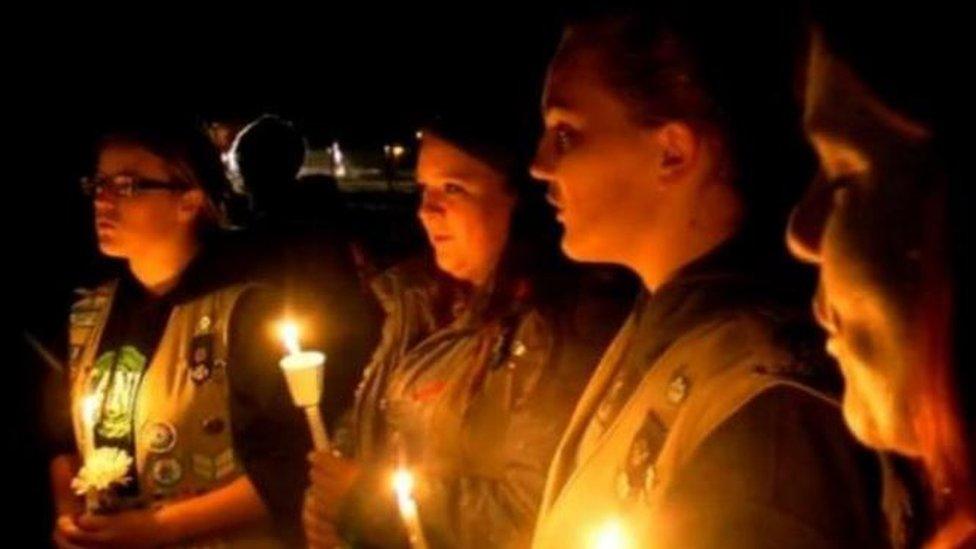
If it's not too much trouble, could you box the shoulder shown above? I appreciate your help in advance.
[676,305,839,395]
[369,256,438,313]
[657,385,884,546]
[226,284,282,334]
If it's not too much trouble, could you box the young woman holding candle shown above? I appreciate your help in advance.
[528,4,889,548]
[303,107,630,548]
[788,3,973,546]
[47,119,311,548]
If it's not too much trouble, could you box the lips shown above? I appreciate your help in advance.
[545,191,563,210]
[811,285,839,336]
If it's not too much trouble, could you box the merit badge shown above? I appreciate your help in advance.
[150,457,183,487]
[144,421,178,454]
[196,315,212,335]
[202,416,226,436]
[666,373,690,405]
[188,333,214,385]
[623,412,667,503]
[192,449,236,481]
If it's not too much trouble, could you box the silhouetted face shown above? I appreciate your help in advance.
[92,143,205,260]
[788,31,939,455]
[416,134,515,286]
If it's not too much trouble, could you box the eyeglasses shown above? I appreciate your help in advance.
[80,174,191,198]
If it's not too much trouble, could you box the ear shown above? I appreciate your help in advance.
[177,189,207,224]
[651,122,699,185]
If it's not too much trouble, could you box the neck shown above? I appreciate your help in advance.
[128,236,199,296]
[630,181,742,292]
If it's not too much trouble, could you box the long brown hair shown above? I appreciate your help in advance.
[812,1,974,543]
[913,181,975,546]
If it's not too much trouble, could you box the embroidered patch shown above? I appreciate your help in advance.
[144,421,178,454]
[412,380,447,402]
[196,315,212,335]
[623,412,667,503]
[150,457,183,487]
[667,374,690,405]
[201,416,226,436]
[188,334,214,385]
[192,449,236,481]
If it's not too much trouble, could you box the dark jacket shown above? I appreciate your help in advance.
[533,238,890,548]
[338,258,628,548]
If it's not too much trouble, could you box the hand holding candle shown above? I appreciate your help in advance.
[278,320,331,450]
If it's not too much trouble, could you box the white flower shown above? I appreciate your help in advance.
[71,447,133,495]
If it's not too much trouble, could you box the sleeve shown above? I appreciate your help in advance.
[649,386,888,549]
[333,281,414,548]
[227,287,312,547]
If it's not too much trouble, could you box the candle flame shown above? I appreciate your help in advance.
[392,468,415,501]
[280,321,301,355]
[592,518,631,549]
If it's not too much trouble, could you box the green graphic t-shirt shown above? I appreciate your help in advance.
[87,276,173,496]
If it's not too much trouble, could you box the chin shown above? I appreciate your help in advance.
[97,240,126,258]
[842,401,893,454]
[841,393,905,455]
[561,231,608,264]
[433,253,463,280]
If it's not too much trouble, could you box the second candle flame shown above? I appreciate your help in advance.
[280,322,301,356]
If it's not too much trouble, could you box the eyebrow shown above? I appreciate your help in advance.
[542,104,584,126]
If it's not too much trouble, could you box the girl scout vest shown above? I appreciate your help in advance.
[68,281,281,549]
[532,311,835,549]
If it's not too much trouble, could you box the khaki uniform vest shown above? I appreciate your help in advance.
[68,281,282,549]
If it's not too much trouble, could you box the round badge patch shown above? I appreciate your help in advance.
[151,457,183,487]
[144,421,178,454]
[197,315,212,334]
[190,363,212,385]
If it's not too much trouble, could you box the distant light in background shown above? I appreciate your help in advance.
[391,144,406,159]
[415,130,424,140]
[331,140,347,178]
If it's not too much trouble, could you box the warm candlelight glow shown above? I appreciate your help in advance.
[279,321,301,355]
[393,468,415,503]
[592,518,631,549]
[392,467,428,549]
[82,395,99,429]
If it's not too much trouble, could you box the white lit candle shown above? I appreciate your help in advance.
[277,321,330,450]
[392,468,429,549]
